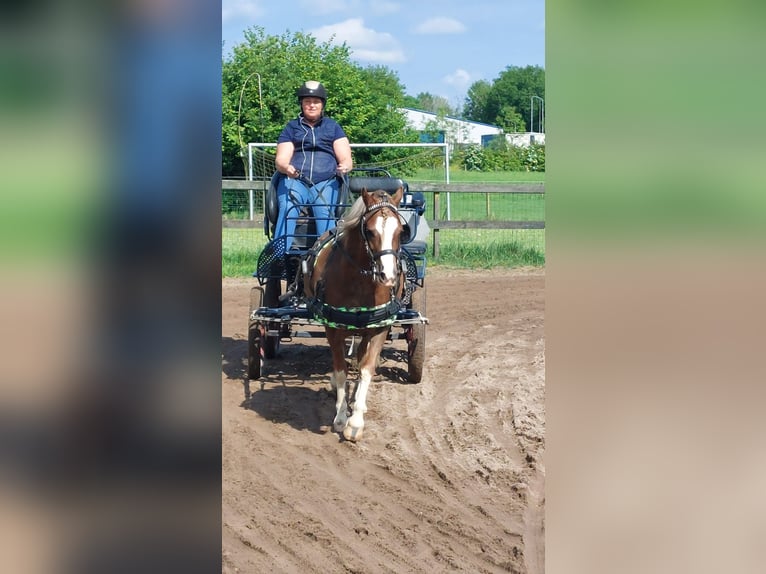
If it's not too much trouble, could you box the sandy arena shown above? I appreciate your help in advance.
[222,266,545,573]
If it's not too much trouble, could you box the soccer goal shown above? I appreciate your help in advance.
[240,142,449,220]
[247,142,449,180]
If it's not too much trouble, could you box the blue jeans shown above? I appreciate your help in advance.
[275,176,339,250]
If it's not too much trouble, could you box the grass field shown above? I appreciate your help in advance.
[221,227,545,276]
[431,192,544,221]
[222,170,545,276]
[222,228,267,277]
[410,167,545,184]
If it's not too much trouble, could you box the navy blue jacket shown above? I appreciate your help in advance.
[277,114,347,183]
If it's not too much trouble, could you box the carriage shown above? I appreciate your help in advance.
[247,168,429,390]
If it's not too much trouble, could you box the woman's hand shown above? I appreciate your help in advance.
[285,165,299,178]
[333,137,353,176]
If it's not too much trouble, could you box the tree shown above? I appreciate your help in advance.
[463,66,544,131]
[403,92,456,116]
[359,65,407,106]
[222,27,417,176]
[488,65,545,132]
[496,105,525,133]
[463,80,492,123]
[355,65,412,142]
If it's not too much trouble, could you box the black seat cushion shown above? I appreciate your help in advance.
[348,177,405,197]
[266,172,282,226]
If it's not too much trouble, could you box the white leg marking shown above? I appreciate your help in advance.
[343,366,372,442]
[331,369,348,432]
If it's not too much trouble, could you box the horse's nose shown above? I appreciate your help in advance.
[377,252,399,287]
[381,275,397,288]
[377,270,396,287]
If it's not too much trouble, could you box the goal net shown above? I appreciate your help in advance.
[247,142,449,183]
[223,143,449,221]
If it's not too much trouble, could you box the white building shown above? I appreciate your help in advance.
[503,132,546,147]
[401,107,545,148]
[401,107,500,147]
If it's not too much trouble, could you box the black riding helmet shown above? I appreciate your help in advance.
[297,80,327,104]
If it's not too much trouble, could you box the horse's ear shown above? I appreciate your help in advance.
[392,186,404,205]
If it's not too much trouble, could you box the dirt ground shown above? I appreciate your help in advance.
[221,266,545,574]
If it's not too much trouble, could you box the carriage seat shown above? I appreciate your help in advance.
[402,240,427,281]
[347,176,407,198]
[402,240,426,256]
[264,171,350,238]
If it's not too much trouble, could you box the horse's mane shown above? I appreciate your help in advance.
[337,195,366,233]
[338,190,398,235]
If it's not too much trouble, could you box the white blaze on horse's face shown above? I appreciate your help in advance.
[374,210,400,287]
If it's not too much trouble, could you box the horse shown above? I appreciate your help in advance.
[302,185,406,441]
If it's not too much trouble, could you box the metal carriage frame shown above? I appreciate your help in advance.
[247,168,429,383]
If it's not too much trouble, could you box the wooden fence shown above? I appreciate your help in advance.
[221,180,545,257]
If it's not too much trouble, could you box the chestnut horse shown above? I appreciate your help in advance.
[303,185,405,441]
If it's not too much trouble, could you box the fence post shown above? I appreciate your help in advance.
[432,191,440,258]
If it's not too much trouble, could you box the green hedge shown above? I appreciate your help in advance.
[453,142,545,173]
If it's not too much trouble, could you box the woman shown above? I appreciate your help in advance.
[274,81,353,250]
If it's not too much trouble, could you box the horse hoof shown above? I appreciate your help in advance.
[333,412,348,432]
[343,425,364,442]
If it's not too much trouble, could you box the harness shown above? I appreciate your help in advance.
[308,297,402,329]
[306,201,404,329]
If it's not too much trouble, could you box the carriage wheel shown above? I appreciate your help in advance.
[247,287,264,380]
[261,324,280,360]
[262,278,281,359]
[263,277,281,306]
[247,321,262,380]
[407,286,426,383]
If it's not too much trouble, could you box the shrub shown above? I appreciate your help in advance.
[486,145,524,171]
[456,141,545,173]
[462,145,484,171]
[522,144,545,172]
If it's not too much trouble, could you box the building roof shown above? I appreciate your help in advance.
[401,107,502,146]
[401,107,501,129]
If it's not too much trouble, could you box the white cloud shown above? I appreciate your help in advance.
[443,68,473,90]
[222,0,264,23]
[311,18,406,63]
[413,17,466,35]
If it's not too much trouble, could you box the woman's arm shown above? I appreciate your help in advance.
[333,137,353,175]
[275,142,298,177]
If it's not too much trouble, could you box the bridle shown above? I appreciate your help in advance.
[356,199,404,283]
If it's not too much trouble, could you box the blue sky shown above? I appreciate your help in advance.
[222,0,544,109]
